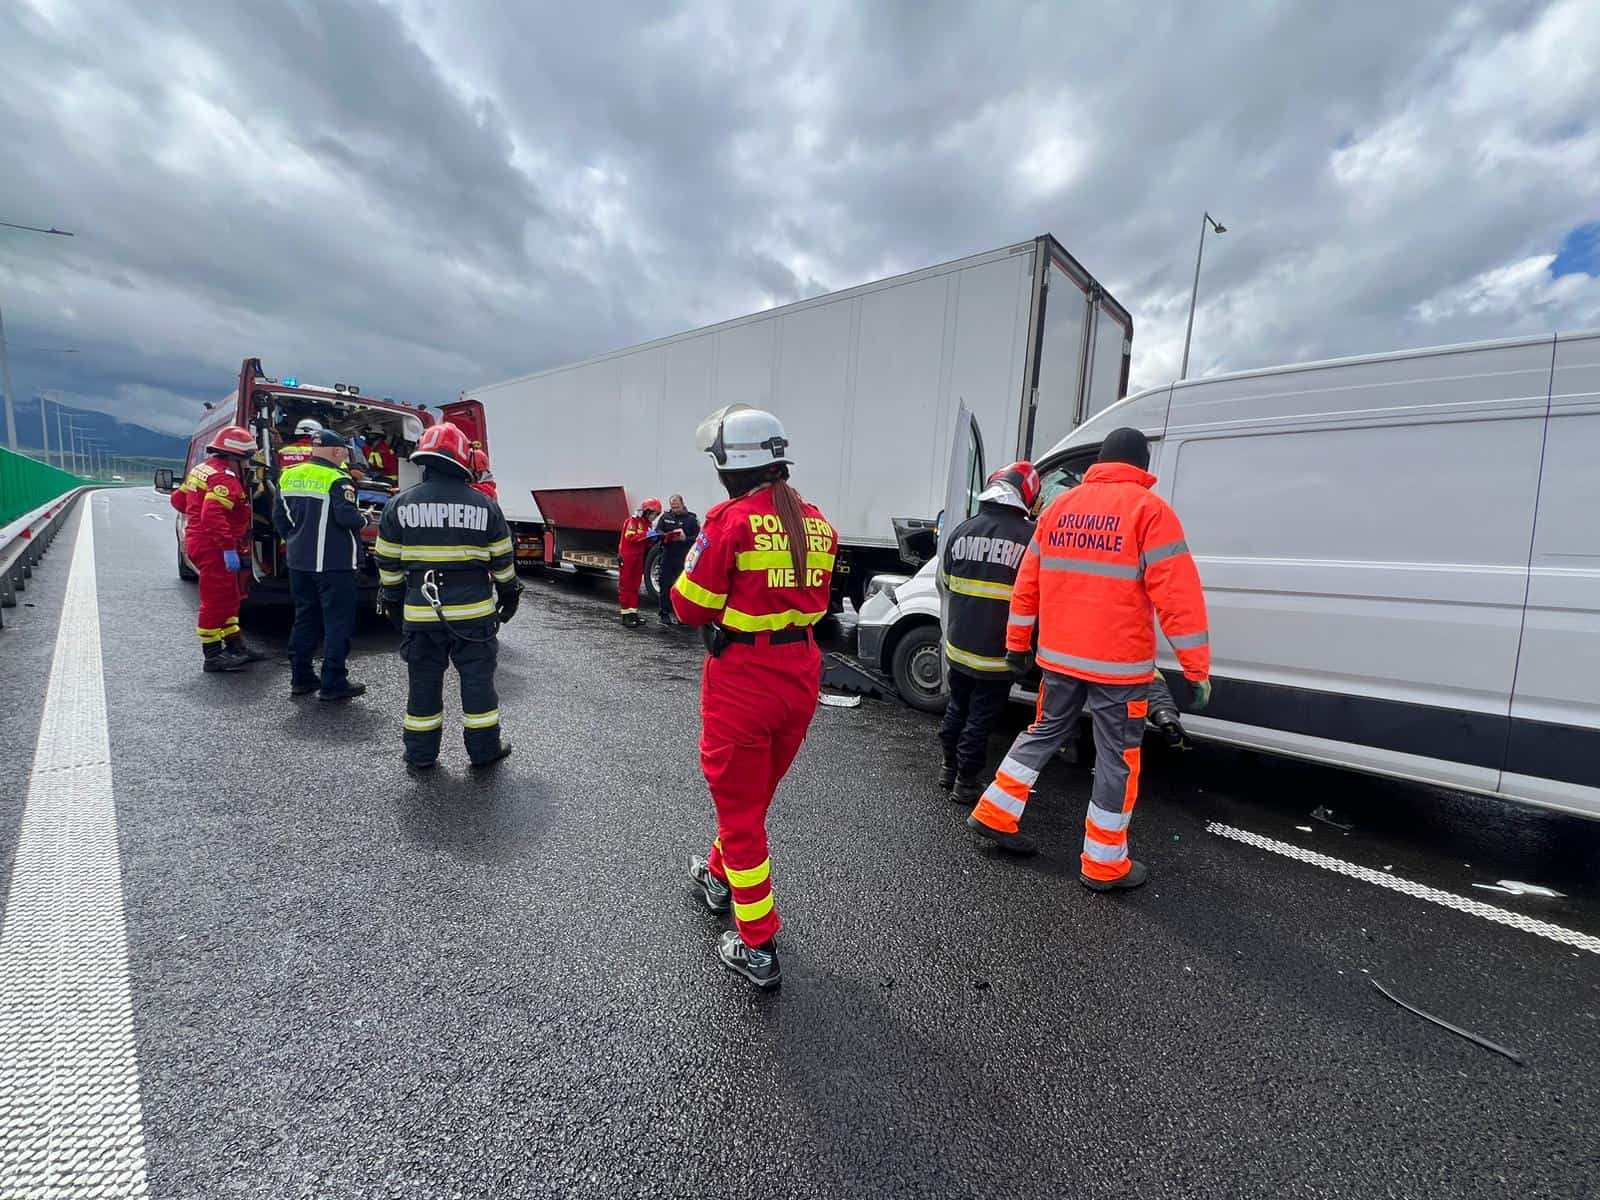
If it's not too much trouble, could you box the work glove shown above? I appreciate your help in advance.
[497,582,524,624]
[1189,677,1213,712]
[223,549,242,572]
[381,594,405,634]
[1005,649,1034,679]
[646,530,662,541]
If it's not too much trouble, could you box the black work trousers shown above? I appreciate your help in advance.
[288,569,356,690]
[658,550,688,616]
[938,669,1013,778]
[401,621,501,765]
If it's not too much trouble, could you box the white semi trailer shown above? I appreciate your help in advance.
[443,234,1132,607]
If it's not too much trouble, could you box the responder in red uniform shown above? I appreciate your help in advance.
[170,424,261,672]
[617,497,662,627]
[469,448,499,501]
[673,405,837,990]
[276,417,323,469]
[968,428,1211,889]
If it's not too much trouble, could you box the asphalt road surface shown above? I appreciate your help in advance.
[2,488,1597,1199]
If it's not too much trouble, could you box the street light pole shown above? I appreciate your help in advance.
[0,219,75,451]
[1179,211,1227,382]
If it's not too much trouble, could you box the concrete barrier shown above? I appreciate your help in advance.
[0,488,92,628]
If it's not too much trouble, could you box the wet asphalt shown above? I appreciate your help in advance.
[1,488,1597,1199]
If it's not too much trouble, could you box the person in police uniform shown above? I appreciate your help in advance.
[273,430,367,701]
[374,421,521,773]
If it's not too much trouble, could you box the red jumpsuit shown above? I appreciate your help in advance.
[617,514,654,616]
[471,478,500,501]
[172,456,252,645]
[671,486,838,946]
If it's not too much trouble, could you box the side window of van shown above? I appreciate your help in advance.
[1036,451,1097,508]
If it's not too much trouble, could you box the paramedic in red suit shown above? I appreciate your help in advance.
[672,404,837,990]
[617,497,662,627]
[469,448,499,501]
[170,425,260,672]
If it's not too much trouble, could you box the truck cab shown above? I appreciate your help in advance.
[156,357,433,598]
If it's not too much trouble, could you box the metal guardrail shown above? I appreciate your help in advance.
[0,486,90,628]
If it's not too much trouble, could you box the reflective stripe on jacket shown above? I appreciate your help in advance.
[1007,461,1210,683]
[273,461,365,572]
[178,456,251,557]
[940,501,1034,677]
[374,469,514,628]
[670,486,837,634]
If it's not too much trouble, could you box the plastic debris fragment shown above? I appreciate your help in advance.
[818,691,862,708]
[1471,880,1566,898]
[1310,805,1354,831]
[1370,978,1524,1066]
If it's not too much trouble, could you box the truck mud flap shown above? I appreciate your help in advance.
[822,651,901,704]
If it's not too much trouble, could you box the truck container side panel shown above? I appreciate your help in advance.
[1086,302,1132,421]
[846,274,951,547]
[770,297,854,528]
[944,252,1036,486]
[711,316,778,413]
[660,334,718,511]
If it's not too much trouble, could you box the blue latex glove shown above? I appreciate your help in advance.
[223,549,242,571]
[646,530,662,540]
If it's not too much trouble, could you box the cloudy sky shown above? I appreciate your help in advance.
[2,0,1597,439]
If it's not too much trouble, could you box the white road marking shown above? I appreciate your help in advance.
[1206,822,1600,957]
[0,508,149,1196]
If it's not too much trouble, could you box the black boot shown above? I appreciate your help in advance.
[937,752,958,791]
[952,774,983,806]
[1081,860,1150,892]
[317,680,367,702]
[716,930,781,990]
[966,813,1038,856]
[469,741,513,770]
[202,642,248,673]
[689,856,731,914]
[225,634,268,663]
[289,677,320,697]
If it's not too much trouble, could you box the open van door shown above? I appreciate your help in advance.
[441,397,487,451]
[936,402,987,687]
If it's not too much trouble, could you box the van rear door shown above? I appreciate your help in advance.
[1503,331,1600,816]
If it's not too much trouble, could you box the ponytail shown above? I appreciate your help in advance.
[770,472,809,581]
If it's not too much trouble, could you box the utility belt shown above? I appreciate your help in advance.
[703,625,814,657]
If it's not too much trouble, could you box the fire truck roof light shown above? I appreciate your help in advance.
[282,377,298,387]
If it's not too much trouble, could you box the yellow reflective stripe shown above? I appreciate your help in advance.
[404,712,444,731]
[402,598,499,622]
[673,574,728,610]
[195,627,225,643]
[375,537,404,557]
[733,894,774,922]
[462,709,500,729]
[205,489,235,510]
[378,569,405,585]
[944,641,1011,673]
[491,564,516,583]
[724,858,770,889]
[399,545,491,562]
[946,575,1013,601]
[733,550,837,572]
[720,606,826,633]
[487,537,513,555]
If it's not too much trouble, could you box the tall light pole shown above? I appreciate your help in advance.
[1179,211,1227,382]
[0,220,76,451]
[23,354,77,467]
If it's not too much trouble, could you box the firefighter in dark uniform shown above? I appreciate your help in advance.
[374,421,521,772]
[937,462,1043,802]
[273,430,367,701]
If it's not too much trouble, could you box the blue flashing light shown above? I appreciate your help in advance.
[282,377,299,388]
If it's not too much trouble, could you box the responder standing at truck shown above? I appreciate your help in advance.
[673,404,837,990]
[936,461,1041,802]
[654,494,698,625]
[375,422,521,772]
[277,417,324,470]
[274,431,368,701]
[469,448,499,502]
[617,497,661,627]
[967,428,1211,889]
[172,424,261,672]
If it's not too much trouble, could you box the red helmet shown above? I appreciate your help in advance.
[207,425,256,456]
[639,496,662,515]
[411,421,473,471]
[981,461,1042,510]
[469,448,490,474]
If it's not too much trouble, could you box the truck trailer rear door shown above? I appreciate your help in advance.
[441,398,488,451]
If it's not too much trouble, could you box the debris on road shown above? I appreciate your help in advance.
[1472,880,1567,899]
[821,652,897,702]
[1370,978,1524,1066]
[1295,825,1314,832]
[1310,804,1354,831]
[818,691,862,709]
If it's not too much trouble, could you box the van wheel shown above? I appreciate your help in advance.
[177,546,198,582]
[891,623,946,713]
[642,544,664,604]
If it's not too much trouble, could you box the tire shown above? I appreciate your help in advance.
[177,545,198,582]
[642,544,664,605]
[890,622,947,713]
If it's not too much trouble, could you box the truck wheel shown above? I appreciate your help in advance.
[642,544,664,605]
[177,546,198,582]
[890,623,946,713]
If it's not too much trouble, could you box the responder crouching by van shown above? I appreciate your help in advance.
[937,461,1042,802]
[273,430,367,701]
[374,422,521,773]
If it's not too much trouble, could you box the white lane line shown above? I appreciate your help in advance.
[0,508,149,1196]
[1206,821,1600,957]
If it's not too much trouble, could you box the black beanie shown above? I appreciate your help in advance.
[1098,427,1150,471]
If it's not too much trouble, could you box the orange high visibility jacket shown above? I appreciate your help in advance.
[1007,461,1209,684]
[671,485,838,634]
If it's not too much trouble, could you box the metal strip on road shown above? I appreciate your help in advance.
[1206,821,1600,957]
[0,509,150,1197]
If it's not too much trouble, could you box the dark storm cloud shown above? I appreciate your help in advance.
[1,0,1596,441]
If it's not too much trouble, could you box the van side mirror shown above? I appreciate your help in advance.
[153,468,175,493]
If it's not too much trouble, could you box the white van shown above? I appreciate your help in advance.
[857,330,1600,820]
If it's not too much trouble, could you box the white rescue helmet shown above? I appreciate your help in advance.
[294,417,324,437]
[694,404,792,471]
